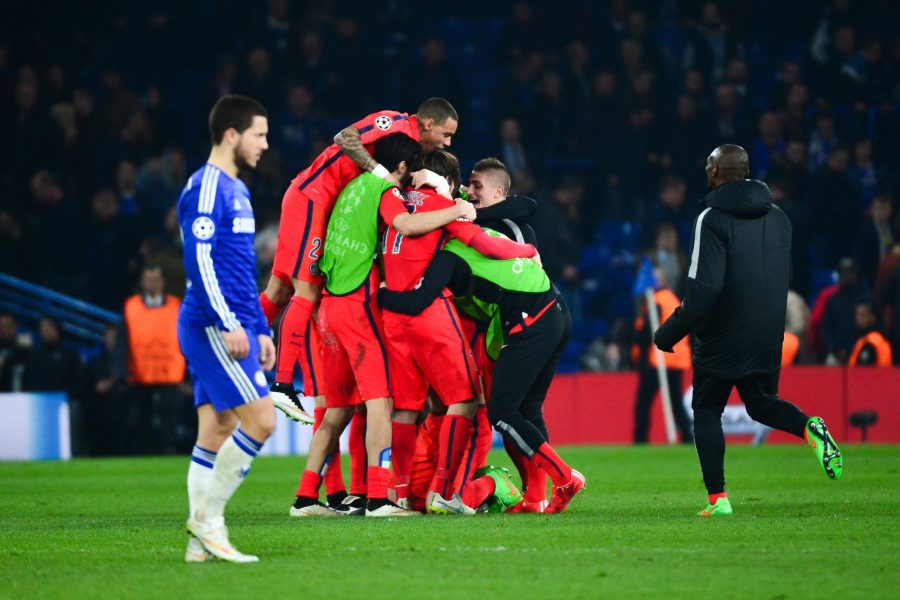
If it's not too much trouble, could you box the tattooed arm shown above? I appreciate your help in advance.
[333,126,379,172]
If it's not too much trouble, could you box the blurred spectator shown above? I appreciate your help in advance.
[822,257,869,364]
[123,265,189,454]
[806,145,860,269]
[497,118,531,177]
[838,34,893,104]
[83,324,127,455]
[235,47,281,113]
[87,189,141,310]
[853,193,894,287]
[808,111,839,170]
[403,39,463,117]
[751,111,786,179]
[770,61,804,110]
[878,244,900,362]
[771,139,811,201]
[631,268,693,444]
[135,148,186,232]
[116,160,140,216]
[768,177,813,298]
[290,31,330,102]
[26,170,89,298]
[785,290,811,364]
[0,312,30,392]
[23,317,85,452]
[848,297,892,366]
[682,1,744,83]
[0,209,32,280]
[847,138,888,210]
[779,84,812,140]
[646,223,689,297]
[711,83,747,146]
[274,84,322,171]
[534,175,584,316]
[668,95,711,195]
[643,175,693,253]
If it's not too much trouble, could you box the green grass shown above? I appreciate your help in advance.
[1,445,898,599]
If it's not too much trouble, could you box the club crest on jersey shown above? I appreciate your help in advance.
[375,115,393,131]
[191,216,215,240]
[405,190,426,206]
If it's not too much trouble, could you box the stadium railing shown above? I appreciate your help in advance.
[0,273,122,345]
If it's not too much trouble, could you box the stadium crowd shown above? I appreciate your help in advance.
[2,0,900,453]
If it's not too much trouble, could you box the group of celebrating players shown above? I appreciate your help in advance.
[176,94,584,563]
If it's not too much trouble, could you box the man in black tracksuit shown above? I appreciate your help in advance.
[654,144,843,517]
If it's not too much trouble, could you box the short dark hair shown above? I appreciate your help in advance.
[472,157,511,193]
[410,149,461,194]
[416,97,458,125]
[373,133,422,173]
[208,95,268,145]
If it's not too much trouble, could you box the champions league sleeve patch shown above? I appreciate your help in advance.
[191,216,216,240]
[375,115,393,131]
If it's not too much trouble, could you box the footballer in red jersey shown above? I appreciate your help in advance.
[379,149,540,514]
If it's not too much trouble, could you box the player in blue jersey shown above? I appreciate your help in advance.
[177,95,274,563]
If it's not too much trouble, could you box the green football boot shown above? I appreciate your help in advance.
[805,416,843,480]
[474,465,524,512]
[698,496,733,517]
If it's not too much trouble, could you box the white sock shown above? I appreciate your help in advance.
[199,428,263,520]
[187,445,217,520]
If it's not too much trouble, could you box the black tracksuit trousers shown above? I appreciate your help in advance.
[692,369,809,494]
[487,298,571,457]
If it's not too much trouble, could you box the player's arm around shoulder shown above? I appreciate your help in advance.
[334,125,379,172]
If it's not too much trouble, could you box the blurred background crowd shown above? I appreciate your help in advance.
[1,0,899,453]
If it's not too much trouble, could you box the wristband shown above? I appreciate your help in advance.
[435,179,450,195]
[372,164,390,179]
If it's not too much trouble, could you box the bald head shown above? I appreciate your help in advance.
[706,144,749,189]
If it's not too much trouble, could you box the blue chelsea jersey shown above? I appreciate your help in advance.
[177,164,268,334]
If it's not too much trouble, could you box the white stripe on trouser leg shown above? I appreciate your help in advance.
[688,207,713,279]
[496,420,536,456]
[205,327,258,403]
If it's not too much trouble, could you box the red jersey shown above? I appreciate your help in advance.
[379,188,480,293]
[290,111,420,212]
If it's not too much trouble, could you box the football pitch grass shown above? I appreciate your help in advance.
[2,444,898,599]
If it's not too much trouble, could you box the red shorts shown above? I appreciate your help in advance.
[459,316,495,400]
[272,186,328,285]
[382,298,481,411]
[318,293,391,408]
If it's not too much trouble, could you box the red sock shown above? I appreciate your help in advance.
[430,414,473,498]
[709,492,728,504]
[461,475,495,508]
[506,439,547,503]
[391,421,417,500]
[349,412,368,496]
[367,466,390,500]
[531,442,572,487]
[295,470,322,499]
[275,296,314,384]
[259,292,282,326]
[314,407,346,495]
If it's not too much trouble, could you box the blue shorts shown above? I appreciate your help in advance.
[177,322,269,411]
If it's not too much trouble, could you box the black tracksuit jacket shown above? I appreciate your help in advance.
[654,179,792,378]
